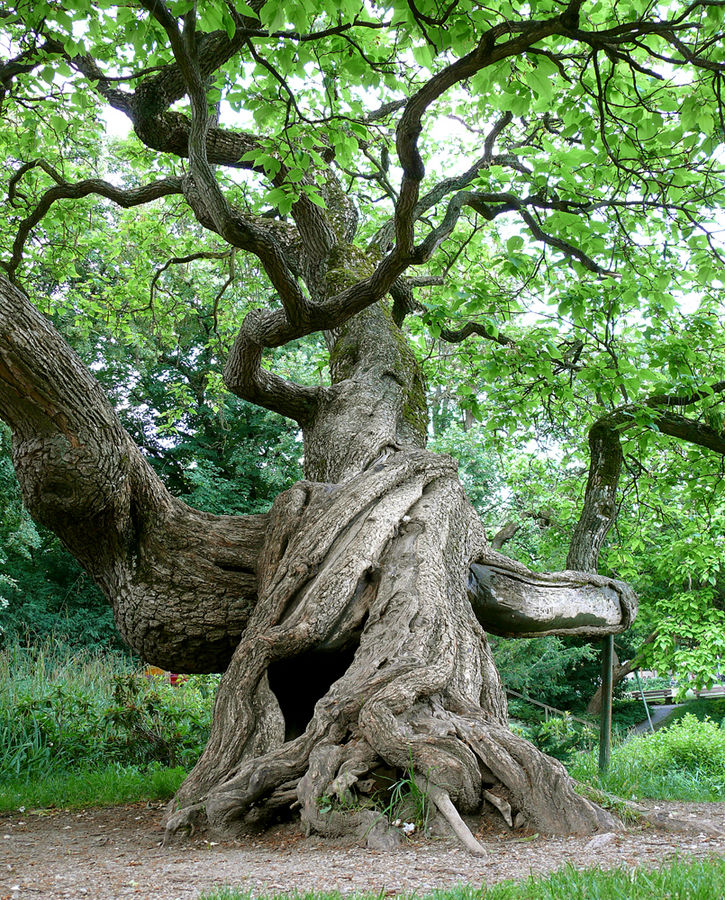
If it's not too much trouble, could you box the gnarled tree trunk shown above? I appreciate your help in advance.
[5,0,725,858]
[0,274,637,851]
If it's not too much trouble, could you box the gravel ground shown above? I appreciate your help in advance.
[2,801,724,899]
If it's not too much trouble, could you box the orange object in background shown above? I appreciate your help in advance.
[143,665,165,678]
[143,666,187,685]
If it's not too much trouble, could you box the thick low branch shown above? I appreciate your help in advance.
[468,550,637,639]
[0,274,266,671]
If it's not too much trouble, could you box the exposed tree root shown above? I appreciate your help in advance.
[164,450,625,853]
[427,784,486,856]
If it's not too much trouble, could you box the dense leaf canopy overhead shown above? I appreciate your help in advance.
[1,0,725,677]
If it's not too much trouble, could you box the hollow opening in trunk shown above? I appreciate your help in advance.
[267,641,360,742]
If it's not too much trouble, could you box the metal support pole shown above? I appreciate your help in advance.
[634,669,655,733]
[599,634,614,772]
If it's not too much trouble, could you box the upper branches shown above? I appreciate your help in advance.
[3,163,184,282]
[2,0,724,423]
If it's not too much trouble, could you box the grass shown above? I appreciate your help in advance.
[198,857,725,899]
[0,638,215,809]
[4,639,725,814]
[656,697,725,730]
[0,763,186,812]
[571,713,725,802]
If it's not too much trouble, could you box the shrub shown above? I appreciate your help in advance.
[0,640,216,781]
[571,713,725,801]
[527,713,597,764]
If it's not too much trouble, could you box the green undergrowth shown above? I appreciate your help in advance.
[199,857,725,900]
[657,697,725,730]
[571,713,725,801]
[508,698,649,766]
[0,763,186,811]
[0,639,215,807]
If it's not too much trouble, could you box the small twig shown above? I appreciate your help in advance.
[149,249,233,306]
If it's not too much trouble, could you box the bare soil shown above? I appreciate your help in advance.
[1,801,724,900]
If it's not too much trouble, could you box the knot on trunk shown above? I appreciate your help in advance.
[12,432,131,525]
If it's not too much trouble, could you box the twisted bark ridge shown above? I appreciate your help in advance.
[5,0,723,855]
[167,448,617,844]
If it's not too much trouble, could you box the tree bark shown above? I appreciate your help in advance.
[1,273,631,851]
[166,447,616,844]
[567,423,623,572]
[0,276,267,672]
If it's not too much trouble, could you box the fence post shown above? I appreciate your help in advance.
[599,634,614,772]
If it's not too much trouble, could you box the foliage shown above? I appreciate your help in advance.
[0,527,121,649]
[603,459,725,688]
[510,711,597,765]
[491,635,599,710]
[527,714,597,766]
[656,697,725,731]
[1,0,725,762]
[571,714,725,802]
[199,858,725,900]
[0,641,215,781]
[0,424,41,624]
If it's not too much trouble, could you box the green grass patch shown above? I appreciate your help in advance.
[571,713,725,801]
[657,697,725,730]
[0,763,186,811]
[198,857,725,899]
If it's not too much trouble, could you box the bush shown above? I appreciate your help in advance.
[571,713,725,801]
[526,713,597,764]
[611,698,648,734]
[0,640,216,781]
[660,697,725,729]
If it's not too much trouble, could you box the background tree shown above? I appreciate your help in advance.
[1,0,724,852]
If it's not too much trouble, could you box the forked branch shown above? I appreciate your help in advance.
[567,383,725,571]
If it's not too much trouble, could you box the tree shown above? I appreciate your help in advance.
[1,0,724,851]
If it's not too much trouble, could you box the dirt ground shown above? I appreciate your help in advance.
[1,800,724,900]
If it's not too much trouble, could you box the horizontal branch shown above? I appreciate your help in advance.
[3,173,184,281]
[439,321,516,348]
[0,274,268,671]
[468,551,637,639]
